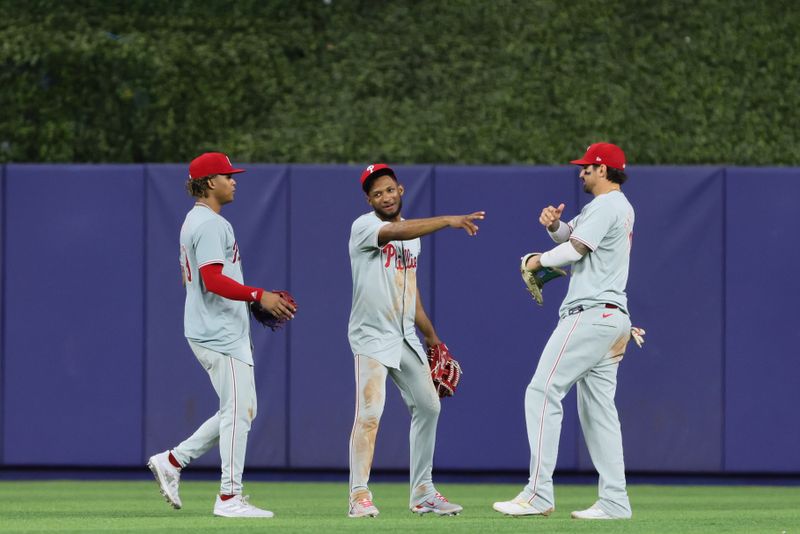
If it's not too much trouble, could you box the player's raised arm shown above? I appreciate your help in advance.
[378,212,485,245]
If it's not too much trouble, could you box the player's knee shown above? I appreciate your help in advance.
[358,402,383,421]
[525,379,548,398]
[356,414,381,432]
[526,381,559,408]
[416,397,440,420]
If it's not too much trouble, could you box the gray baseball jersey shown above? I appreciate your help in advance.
[348,211,427,368]
[179,204,253,365]
[560,191,635,315]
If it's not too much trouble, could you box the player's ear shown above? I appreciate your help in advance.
[398,184,404,196]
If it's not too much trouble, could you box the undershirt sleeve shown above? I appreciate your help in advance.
[200,263,264,302]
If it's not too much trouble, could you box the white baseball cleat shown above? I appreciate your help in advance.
[571,503,628,519]
[147,451,182,509]
[411,492,463,515]
[348,497,379,518]
[493,498,553,516]
[213,495,274,518]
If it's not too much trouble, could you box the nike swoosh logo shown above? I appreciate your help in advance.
[602,313,613,318]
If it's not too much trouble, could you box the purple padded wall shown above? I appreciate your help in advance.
[1,163,798,475]
[724,168,800,472]
[587,167,726,472]
[3,164,145,465]
[432,165,581,471]
[0,165,5,462]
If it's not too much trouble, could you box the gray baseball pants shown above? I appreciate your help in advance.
[349,342,441,507]
[171,340,257,496]
[519,306,633,518]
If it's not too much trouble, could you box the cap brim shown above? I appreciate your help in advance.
[228,168,245,174]
[569,158,592,165]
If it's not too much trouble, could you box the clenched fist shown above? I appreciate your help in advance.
[540,203,565,231]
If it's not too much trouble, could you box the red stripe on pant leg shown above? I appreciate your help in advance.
[229,358,238,493]
[529,312,582,504]
[349,355,361,496]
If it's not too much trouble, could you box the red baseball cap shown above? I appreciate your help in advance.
[188,152,246,180]
[570,143,626,170]
[360,163,395,185]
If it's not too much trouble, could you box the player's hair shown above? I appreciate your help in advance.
[362,169,398,194]
[591,164,627,185]
[186,176,213,198]
[606,166,628,185]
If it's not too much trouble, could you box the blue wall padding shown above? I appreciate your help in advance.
[0,165,5,462]
[578,167,727,472]
[724,167,800,472]
[431,165,581,471]
[1,163,797,474]
[3,165,145,465]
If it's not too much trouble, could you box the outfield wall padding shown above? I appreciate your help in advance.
[1,164,796,474]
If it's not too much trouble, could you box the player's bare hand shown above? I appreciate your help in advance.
[631,326,646,348]
[447,211,485,236]
[261,291,296,320]
[525,253,542,271]
[540,203,565,231]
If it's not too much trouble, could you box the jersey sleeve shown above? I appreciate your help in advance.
[569,199,616,252]
[350,215,389,252]
[193,219,227,268]
[566,215,578,232]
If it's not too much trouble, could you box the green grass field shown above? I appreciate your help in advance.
[0,480,797,533]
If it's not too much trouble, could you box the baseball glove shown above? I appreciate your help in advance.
[520,253,568,305]
[427,343,462,398]
[249,290,297,331]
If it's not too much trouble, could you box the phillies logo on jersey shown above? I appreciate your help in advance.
[382,243,417,270]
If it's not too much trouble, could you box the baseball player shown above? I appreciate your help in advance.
[147,152,296,518]
[493,143,636,520]
[347,164,484,518]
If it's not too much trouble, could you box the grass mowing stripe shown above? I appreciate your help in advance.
[0,481,797,533]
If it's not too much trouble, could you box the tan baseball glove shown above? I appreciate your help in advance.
[520,253,568,306]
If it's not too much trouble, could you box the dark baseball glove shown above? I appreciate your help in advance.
[249,290,297,331]
[520,253,568,306]
[427,343,462,398]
